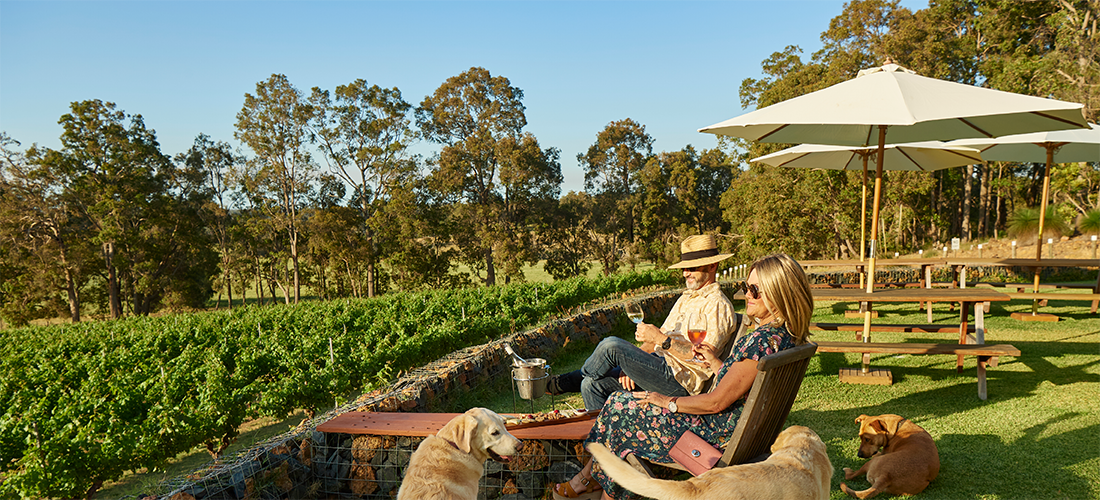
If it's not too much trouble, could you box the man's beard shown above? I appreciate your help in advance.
[686,274,708,291]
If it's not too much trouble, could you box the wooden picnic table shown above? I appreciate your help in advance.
[812,288,1011,392]
[946,258,1100,314]
[802,258,950,319]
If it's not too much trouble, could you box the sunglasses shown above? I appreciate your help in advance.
[733,280,762,299]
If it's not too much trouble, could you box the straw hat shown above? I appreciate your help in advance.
[667,235,732,269]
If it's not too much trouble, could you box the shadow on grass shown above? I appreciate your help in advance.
[802,337,1097,499]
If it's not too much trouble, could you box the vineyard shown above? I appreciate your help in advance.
[0,270,678,499]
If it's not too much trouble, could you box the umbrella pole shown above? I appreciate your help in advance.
[860,155,868,288]
[863,126,887,373]
[1032,145,1055,314]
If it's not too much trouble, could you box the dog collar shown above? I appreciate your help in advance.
[441,438,462,452]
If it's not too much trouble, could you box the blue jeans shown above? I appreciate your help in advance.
[580,336,689,410]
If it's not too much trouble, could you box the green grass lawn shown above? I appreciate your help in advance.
[454,294,1100,500]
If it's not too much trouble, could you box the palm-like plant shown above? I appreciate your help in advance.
[1007,206,1071,241]
[1078,209,1100,236]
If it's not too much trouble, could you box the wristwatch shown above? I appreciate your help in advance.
[661,335,672,350]
[668,397,679,413]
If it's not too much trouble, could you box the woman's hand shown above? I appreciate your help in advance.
[692,343,721,369]
[632,391,674,410]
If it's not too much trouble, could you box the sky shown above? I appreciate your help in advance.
[1,0,928,194]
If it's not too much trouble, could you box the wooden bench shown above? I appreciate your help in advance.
[816,341,1020,400]
[811,322,976,341]
[1002,292,1100,314]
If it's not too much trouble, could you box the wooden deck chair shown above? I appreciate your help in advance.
[626,342,818,475]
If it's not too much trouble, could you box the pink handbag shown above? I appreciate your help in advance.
[668,430,723,476]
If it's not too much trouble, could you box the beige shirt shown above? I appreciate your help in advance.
[654,282,740,395]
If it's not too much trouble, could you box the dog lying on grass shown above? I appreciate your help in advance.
[397,408,524,500]
[587,425,833,500]
[842,414,940,499]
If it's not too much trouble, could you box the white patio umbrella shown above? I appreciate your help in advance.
[703,63,1088,373]
[751,141,983,280]
[951,123,1100,314]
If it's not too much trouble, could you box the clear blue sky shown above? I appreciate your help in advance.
[1,0,927,194]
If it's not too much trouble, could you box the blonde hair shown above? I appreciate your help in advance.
[750,253,814,344]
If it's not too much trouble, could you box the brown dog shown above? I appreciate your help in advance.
[842,414,940,499]
[397,408,524,500]
[588,425,833,500]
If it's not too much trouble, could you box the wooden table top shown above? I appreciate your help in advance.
[945,258,1099,268]
[316,411,597,440]
[800,258,946,268]
[813,288,1009,302]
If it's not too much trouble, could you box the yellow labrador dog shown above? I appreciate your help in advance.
[588,425,832,500]
[397,408,523,500]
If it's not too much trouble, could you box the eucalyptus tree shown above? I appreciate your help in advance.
[578,118,653,247]
[417,67,559,286]
[309,79,418,297]
[176,134,243,308]
[235,74,316,303]
[0,133,93,324]
[20,101,215,318]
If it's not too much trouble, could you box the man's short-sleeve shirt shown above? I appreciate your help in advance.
[655,282,739,394]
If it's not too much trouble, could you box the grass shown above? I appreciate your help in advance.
[452,293,1100,500]
[96,410,311,499]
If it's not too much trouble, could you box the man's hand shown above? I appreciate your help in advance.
[619,374,637,391]
[635,323,665,345]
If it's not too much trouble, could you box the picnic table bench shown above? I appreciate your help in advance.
[812,288,1015,399]
[814,342,1020,400]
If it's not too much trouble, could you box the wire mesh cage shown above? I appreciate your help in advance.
[311,433,587,499]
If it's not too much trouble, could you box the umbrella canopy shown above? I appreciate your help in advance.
[701,64,1088,145]
[751,141,982,171]
[703,62,1087,370]
[751,142,983,276]
[950,123,1099,314]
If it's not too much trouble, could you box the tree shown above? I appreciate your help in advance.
[0,133,93,324]
[578,118,653,246]
[1039,0,1100,122]
[417,67,559,286]
[235,74,317,303]
[176,135,242,309]
[310,79,418,296]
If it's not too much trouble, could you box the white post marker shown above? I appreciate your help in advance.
[1012,240,1017,258]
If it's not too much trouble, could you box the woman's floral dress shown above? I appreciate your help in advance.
[585,323,797,499]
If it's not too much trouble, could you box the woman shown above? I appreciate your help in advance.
[552,253,814,500]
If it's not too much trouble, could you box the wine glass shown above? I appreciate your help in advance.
[625,302,645,324]
[686,313,707,362]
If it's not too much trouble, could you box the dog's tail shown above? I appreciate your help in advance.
[587,443,696,500]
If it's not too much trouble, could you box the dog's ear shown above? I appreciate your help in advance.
[868,419,888,435]
[438,414,478,454]
[882,415,906,436]
[855,414,871,424]
[455,414,477,453]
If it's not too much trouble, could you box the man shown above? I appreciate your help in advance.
[548,234,744,410]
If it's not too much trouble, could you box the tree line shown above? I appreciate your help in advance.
[1,0,1096,327]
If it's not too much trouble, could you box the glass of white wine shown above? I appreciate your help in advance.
[625,302,645,324]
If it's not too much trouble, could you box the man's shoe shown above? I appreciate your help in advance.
[547,375,565,395]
